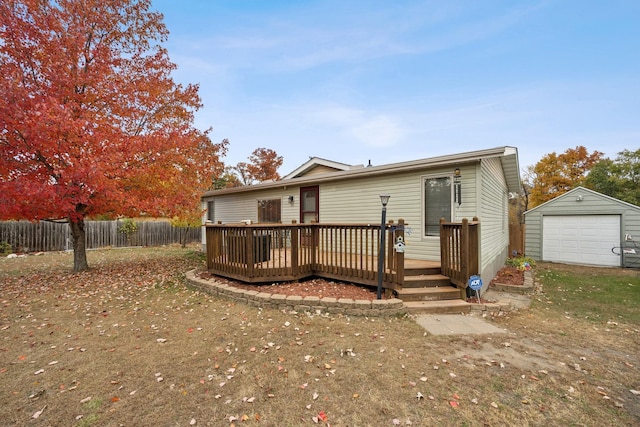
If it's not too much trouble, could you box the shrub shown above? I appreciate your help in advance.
[0,241,12,256]
[505,256,536,271]
[118,218,138,245]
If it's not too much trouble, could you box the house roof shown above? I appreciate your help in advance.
[282,157,364,179]
[524,186,640,215]
[202,146,521,198]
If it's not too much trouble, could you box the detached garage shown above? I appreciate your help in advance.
[524,187,640,268]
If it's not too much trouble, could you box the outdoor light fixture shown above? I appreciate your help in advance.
[377,194,390,299]
[575,195,584,202]
[453,168,462,206]
[288,195,294,203]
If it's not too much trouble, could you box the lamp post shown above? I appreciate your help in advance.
[377,194,390,300]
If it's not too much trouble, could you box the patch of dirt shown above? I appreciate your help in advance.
[197,271,383,300]
[489,265,524,286]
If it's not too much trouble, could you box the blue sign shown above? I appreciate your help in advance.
[468,275,483,291]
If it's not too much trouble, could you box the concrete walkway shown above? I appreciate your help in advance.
[414,288,531,335]
[414,314,508,335]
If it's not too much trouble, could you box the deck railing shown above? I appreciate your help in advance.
[205,217,478,293]
[439,217,479,288]
[205,220,406,291]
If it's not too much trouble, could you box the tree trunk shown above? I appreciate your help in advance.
[69,217,89,271]
[180,227,187,248]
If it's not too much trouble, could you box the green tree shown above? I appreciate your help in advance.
[585,149,640,205]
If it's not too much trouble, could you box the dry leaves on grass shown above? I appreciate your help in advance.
[1,248,639,426]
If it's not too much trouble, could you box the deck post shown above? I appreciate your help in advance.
[245,228,254,278]
[291,226,299,276]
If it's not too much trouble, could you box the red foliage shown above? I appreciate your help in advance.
[0,0,227,269]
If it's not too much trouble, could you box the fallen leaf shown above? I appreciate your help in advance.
[32,405,46,419]
[318,411,328,422]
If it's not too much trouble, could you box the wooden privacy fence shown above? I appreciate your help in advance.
[206,221,407,290]
[509,222,525,256]
[439,217,479,288]
[0,220,201,253]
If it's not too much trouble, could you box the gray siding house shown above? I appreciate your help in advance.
[202,146,521,290]
[524,186,640,267]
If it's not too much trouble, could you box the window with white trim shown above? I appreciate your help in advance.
[423,176,452,236]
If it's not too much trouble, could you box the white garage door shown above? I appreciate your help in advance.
[542,215,621,267]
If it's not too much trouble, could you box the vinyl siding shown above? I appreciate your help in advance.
[479,158,510,283]
[203,190,300,225]
[318,165,478,261]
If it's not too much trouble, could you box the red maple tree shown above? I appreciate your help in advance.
[235,148,284,185]
[0,0,227,270]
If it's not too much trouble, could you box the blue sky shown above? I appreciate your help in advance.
[153,0,639,175]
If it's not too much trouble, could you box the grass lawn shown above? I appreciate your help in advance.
[1,248,639,426]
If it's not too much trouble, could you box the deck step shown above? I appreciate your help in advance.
[395,286,460,302]
[403,299,471,314]
[403,274,451,288]
[404,266,442,276]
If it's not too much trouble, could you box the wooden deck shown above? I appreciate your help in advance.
[205,219,479,305]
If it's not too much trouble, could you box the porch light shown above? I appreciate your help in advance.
[453,168,462,206]
[377,194,390,299]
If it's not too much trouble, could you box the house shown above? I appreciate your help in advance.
[524,186,640,268]
[201,146,521,292]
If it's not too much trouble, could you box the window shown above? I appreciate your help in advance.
[424,176,451,236]
[258,199,281,223]
[206,201,214,221]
